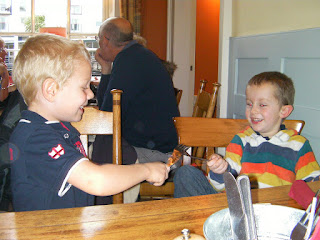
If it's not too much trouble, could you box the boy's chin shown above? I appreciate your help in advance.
[63,114,83,123]
[250,124,261,132]
[72,109,85,122]
[72,115,83,122]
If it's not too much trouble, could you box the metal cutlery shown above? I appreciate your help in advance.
[174,144,208,162]
[290,189,320,240]
[237,175,258,240]
[224,172,257,240]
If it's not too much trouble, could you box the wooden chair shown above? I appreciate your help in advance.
[174,117,305,171]
[138,117,304,200]
[192,80,221,161]
[71,89,123,204]
[192,80,221,118]
[175,88,183,106]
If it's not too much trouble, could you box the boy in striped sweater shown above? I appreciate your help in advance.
[174,71,320,197]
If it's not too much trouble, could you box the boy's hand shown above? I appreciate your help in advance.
[207,154,228,174]
[144,162,169,186]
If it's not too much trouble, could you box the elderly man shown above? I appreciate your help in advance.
[92,17,179,204]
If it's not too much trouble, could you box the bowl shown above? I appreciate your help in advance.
[203,204,304,240]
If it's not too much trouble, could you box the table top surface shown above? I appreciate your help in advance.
[1,181,319,240]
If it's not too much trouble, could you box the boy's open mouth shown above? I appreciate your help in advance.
[252,118,262,123]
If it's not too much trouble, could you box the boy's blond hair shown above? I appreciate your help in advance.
[247,71,295,106]
[13,34,91,106]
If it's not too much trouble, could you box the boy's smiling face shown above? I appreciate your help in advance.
[50,59,94,122]
[245,83,292,138]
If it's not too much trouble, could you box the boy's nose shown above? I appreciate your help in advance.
[87,88,94,100]
[251,105,259,114]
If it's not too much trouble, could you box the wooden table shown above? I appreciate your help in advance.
[1,181,319,240]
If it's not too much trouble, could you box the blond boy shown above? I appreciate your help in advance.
[10,34,168,211]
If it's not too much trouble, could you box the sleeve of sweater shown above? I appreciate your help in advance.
[295,139,320,182]
[208,134,243,192]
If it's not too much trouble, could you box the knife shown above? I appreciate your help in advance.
[237,175,258,240]
[223,172,249,240]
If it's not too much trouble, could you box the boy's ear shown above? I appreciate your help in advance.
[280,105,294,119]
[42,78,59,102]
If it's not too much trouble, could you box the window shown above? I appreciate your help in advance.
[0,0,104,34]
[71,4,81,15]
[0,0,12,15]
[71,18,80,31]
[0,17,5,30]
[0,0,112,73]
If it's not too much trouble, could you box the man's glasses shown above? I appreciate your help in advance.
[95,36,110,42]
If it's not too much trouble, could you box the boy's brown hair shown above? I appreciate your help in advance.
[247,71,295,106]
[13,34,91,106]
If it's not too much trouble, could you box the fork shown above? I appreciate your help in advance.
[174,144,208,162]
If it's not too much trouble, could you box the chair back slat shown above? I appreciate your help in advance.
[174,118,305,148]
[174,118,248,148]
[173,117,305,169]
[176,89,183,106]
[192,80,221,158]
[71,89,123,204]
[192,80,221,118]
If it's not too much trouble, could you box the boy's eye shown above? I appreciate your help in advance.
[260,104,266,107]
[246,102,252,107]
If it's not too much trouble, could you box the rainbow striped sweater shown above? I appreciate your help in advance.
[209,126,320,191]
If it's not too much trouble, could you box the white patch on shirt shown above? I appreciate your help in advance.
[19,119,31,123]
[48,144,65,160]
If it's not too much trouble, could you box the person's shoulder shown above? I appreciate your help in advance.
[10,111,58,142]
[121,43,156,58]
[238,126,255,138]
[281,128,308,142]
[288,132,308,144]
[116,43,159,69]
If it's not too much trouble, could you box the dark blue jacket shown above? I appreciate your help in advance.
[97,42,179,153]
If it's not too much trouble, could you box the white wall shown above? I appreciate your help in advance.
[232,0,320,37]
[171,0,196,117]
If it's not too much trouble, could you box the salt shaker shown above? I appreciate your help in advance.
[173,229,205,240]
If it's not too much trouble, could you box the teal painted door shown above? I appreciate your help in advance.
[228,28,320,163]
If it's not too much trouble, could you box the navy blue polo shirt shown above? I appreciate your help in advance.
[9,110,94,211]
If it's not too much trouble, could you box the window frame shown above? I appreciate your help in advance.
[1,0,117,74]
[0,0,110,38]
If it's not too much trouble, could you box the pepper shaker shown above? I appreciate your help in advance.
[173,229,205,240]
